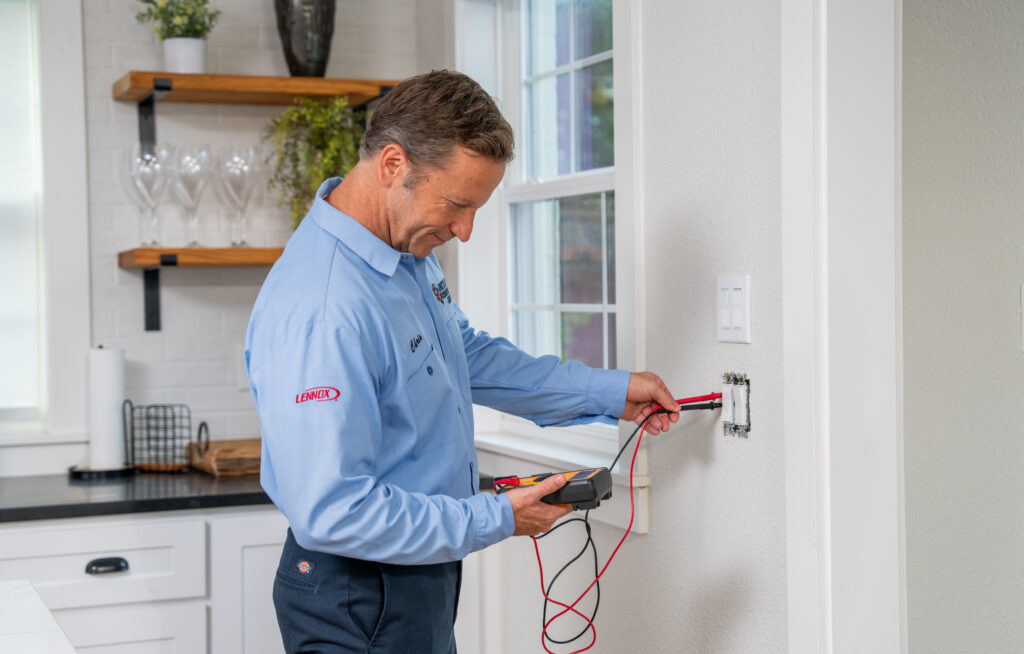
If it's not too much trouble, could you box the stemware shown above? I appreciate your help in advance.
[172,147,211,247]
[126,143,173,246]
[216,146,259,247]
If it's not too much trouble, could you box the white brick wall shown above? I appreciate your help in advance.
[83,0,418,442]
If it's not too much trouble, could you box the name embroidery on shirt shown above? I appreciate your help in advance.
[295,386,340,403]
[432,279,452,304]
[410,334,423,353]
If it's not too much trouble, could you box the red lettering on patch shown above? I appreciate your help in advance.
[295,386,340,403]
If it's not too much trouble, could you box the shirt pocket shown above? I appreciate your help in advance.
[405,345,457,457]
[444,314,472,403]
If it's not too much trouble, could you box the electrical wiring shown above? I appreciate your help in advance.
[525,393,723,654]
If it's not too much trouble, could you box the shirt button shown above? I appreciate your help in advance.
[427,366,433,375]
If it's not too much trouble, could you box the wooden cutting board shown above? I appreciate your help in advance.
[187,438,261,477]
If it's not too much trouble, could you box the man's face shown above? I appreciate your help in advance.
[385,146,506,258]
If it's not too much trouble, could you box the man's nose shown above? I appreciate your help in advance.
[451,212,475,243]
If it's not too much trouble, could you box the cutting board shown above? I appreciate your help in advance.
[187,438,261,477]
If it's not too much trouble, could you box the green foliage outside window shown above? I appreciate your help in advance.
[136,0,221,40]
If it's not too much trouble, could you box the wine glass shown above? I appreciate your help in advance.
[216,146,259,247]
[172,146,211,247]
[126,143,173,246]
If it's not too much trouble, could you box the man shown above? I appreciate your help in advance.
[245,70,679,653]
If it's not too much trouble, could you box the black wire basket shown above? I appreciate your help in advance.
[122,400,193,473]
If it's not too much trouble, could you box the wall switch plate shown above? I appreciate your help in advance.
[721,372,751,437]
[717,275,751,343]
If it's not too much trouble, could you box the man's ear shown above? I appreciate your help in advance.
[376,143,409,188]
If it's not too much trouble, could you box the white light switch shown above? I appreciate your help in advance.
[717,275,751,343]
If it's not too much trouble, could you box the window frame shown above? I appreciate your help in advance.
[0,0,91,447]
[456,0,647,529]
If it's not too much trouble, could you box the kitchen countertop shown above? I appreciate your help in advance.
[0,470,272,523]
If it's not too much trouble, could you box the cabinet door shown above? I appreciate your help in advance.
[54,600,205,653]
[209,509,289,654]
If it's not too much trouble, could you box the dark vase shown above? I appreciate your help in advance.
[274,0,337,77]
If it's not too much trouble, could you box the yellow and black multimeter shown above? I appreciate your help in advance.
[494,467,613,511]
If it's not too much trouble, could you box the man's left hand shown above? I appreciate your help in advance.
[621,372,679,435]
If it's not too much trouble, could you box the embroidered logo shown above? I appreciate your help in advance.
[296,560,313,575]
[295,386,340,403]
[432,279,452,304]
[410,334,423,353]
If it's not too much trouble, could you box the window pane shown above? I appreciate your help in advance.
[576,59,614,171]
[510,199,558,305]
[574,0,612,60]
[511,191,614,307]
[512,310,609,369]
[0,0,40,411]
[512,310,561,359]
[527,73,571,179]
[559,193,603,304]
[606,313,616,370]
[561,312,604,368]
[605,192,615,303]
[527,0,571,75]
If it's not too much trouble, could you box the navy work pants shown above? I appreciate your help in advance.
[273,529,461,654]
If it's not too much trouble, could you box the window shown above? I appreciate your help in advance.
[0,0,90,446]
[455,0,638,476]
[0,0,42,420]
[508,0,617,371]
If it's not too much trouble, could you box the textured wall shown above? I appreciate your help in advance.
[82,0,418,444]
[484,0,788,651]
[903,1,1024,651]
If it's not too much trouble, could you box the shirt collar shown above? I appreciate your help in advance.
[310,177,402,278]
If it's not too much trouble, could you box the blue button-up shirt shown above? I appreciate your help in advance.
[245,178,629,565]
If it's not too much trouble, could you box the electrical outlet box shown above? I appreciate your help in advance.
[721,372,751,437]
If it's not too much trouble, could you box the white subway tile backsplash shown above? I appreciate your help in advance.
[82,0,417,439]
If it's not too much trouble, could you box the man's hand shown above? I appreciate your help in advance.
[505,474,573,536]
[621,371,680,435]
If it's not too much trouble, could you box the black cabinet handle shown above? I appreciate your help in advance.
[85,557,129,575]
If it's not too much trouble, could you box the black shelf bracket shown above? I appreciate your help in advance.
[138,77,172,154]
[142,254,180,332]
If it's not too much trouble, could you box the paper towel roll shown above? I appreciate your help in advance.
[87,347,126,470]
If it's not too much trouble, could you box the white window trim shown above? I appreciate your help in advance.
[0,0,90,447]
[455,0,647,531]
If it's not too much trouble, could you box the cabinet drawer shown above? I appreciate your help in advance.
[54,600,206,653]
[0,517,205,609]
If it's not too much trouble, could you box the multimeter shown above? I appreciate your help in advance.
[494,467,613,511]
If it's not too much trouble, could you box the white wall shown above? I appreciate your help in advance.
[481,1,788,651]
[3,0,419,476]
[903,1,1024,651]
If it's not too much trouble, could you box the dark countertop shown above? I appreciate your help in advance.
[0,471,272,523]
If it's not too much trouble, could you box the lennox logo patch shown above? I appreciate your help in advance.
[295,386,340,403]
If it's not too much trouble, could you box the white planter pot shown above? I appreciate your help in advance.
[163,38,206,74]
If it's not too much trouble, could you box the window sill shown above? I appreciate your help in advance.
[475,429,651,533]
[0,429,87,448]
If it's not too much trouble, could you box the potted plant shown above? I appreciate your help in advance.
[136,0,221,74]
[264,97,363,229]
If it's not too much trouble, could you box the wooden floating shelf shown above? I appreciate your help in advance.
[118,247,284,270]
[112,71,398,108]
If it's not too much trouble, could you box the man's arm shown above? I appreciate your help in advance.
[249,317,513,564]
[455,305,679,430]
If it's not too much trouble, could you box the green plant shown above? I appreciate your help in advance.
[136,0,221,40]
[264,97,364,229]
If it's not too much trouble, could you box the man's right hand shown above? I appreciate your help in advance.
[504,474,573,536]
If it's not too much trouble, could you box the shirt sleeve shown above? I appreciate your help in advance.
[248,314,514,565]
[454,304,630,427]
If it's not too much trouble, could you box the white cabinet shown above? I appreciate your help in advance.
[209,511,289,654]
[0,505,288,654]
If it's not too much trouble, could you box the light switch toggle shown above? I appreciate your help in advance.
[717,275,751,343]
